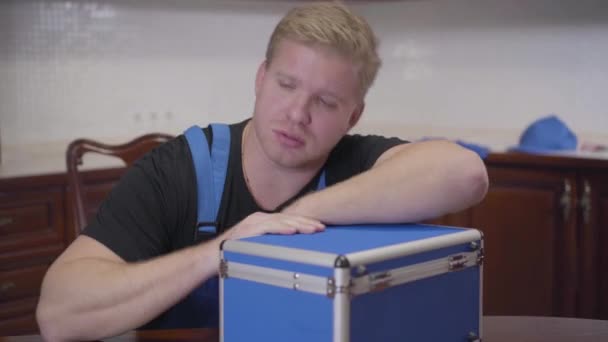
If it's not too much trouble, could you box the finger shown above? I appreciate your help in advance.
[279,214,325,229]
[257,218,305,235]
[293,219,325,234]
[274,218,324,235]
[265,223,297,235]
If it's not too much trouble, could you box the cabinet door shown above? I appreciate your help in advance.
[0,266,48,335]
[596,175,608,320]
[578,172,608,319]
[0,185,67,335]
[0,187,66,252]
[470,166,578,317]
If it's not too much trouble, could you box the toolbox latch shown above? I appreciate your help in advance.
[369,271,392,292]
[448,254,469,271]
[219,259,228,278]
[477,248,484,266]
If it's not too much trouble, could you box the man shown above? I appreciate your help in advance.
[37,2,488,341]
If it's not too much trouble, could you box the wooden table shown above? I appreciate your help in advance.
[1,316,607,341]
[483,316,608,341]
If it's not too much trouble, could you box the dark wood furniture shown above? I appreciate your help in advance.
[483,316,608,342]
[1,134,172,336]
[430,152,608,319]
[1,151,607,336]
[0,173,65,336]
[0,169,124,335]
[66,133,173,233]
[2,316,608,341]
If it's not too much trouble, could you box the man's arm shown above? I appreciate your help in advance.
[284,139,489,224]
[36,235,220,342]
[36,213,323,342]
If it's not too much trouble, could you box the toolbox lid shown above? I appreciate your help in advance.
[238,224,474,255]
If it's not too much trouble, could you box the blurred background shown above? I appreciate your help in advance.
[1,0,607,173]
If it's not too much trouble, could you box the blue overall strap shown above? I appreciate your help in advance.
[183,124,231,233]
[151,124,230,329]
[209,123,230,223]
[316,169,326,190]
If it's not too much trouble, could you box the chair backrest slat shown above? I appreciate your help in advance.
[66,133,173,238]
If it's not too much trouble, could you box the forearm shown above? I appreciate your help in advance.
[37,237,222,342]
[286,140,488,224]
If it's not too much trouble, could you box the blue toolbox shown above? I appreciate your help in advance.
[220,224,483,341]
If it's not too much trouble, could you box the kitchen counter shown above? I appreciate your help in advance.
[1,140,608,180]
[0,142,124,179]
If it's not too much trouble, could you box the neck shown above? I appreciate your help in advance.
[242,121,322,211]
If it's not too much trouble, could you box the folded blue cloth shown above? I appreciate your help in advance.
[418,137,490,159]
[455,140,491,159]
[509,114,577,154]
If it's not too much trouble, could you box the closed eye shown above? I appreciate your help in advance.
[317,96,338,110]
[278,80,295,90]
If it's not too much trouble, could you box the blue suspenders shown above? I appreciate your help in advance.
[185,124,231,236]
[157,123,326,328]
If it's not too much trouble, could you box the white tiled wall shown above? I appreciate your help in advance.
[1,0,607,155]
[359,0,608,148]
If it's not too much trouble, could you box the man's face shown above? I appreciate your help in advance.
[252,39,364,170]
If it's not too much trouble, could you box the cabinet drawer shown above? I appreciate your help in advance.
[0,202,49,235]
[0,313,38,336]
[0,297,39,335]
[0,267,46,336]
[0,188,66,252]
[0,266,47,303]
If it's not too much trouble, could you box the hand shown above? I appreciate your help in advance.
[221,212,325,241]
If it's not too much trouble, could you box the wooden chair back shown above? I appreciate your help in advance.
[66,133,173,235]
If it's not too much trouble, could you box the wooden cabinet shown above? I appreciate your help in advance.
[472,165,578,317]
[0,175,67,336]
[597,176,608,320]
[431,153,608,319]
[1,153,607,335]
[579,172,608,319]
[0,168,124,336]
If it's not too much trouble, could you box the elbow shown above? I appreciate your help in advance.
[37,301,64,342]
[37,278,75,342]
[458,148,489,207]
[37,301,81,342]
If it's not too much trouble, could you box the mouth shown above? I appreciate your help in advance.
[273,129,305,148]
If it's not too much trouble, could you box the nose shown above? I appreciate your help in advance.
[286,93,311,125]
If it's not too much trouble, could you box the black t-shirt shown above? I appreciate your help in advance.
[83,119,406,262]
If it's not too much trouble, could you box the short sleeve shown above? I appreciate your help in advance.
[326,134,407,185]
[81,136,198,262]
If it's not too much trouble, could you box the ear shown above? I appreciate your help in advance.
[348,101,365,129]
[254,61,268,96]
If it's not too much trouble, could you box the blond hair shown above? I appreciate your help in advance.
[265,1,381,97]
